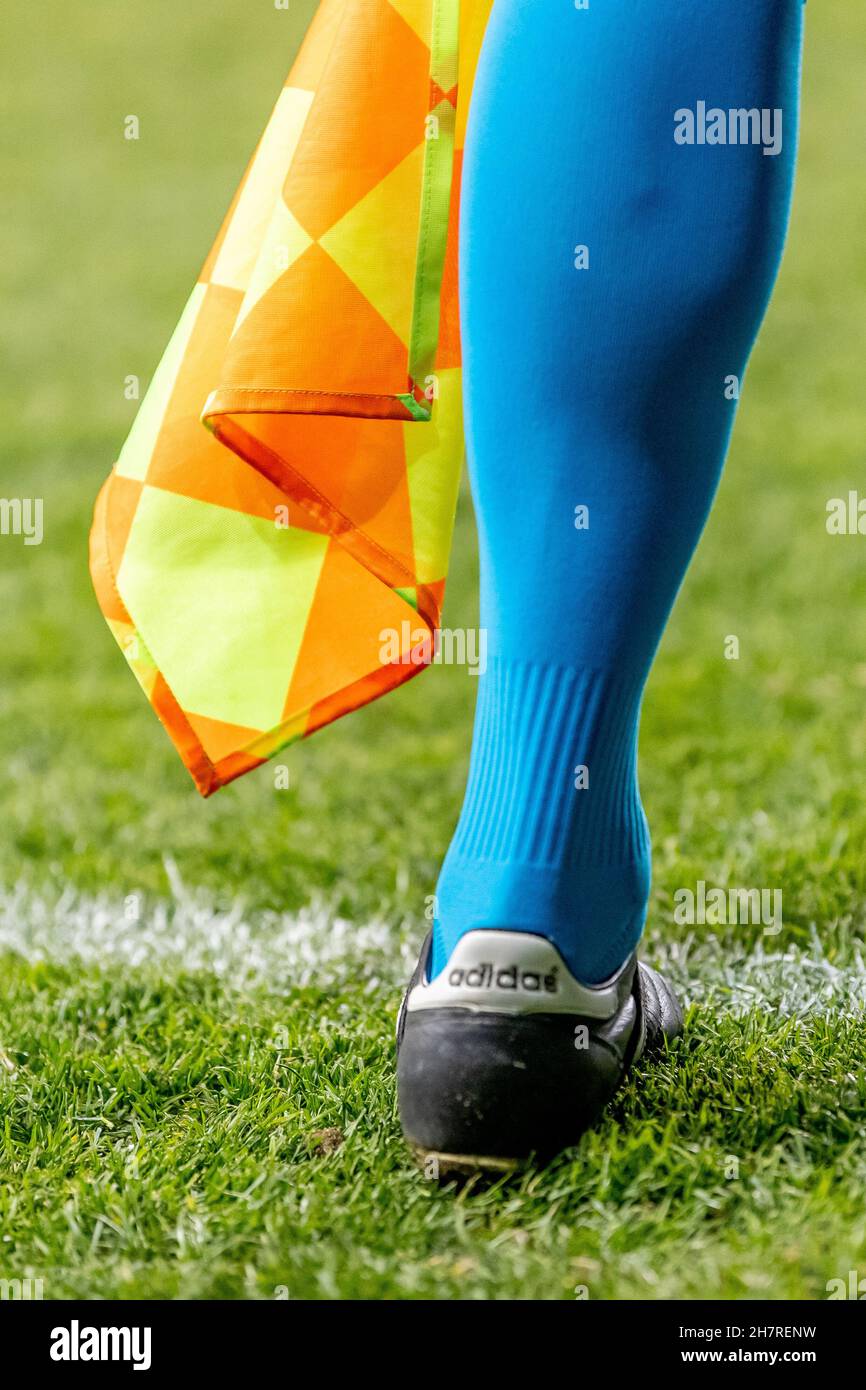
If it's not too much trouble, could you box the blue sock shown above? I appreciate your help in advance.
[433,0,805,983]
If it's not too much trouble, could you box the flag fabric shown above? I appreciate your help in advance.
[90,0,492,794]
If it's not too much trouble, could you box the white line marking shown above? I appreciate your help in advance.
[1,865,863,1015]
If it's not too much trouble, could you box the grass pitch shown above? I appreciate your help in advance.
[1,0,865,1300]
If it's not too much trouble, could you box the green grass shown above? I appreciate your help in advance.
[1,0,865,1300]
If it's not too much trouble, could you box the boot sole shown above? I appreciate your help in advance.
[409,1142,520,1181]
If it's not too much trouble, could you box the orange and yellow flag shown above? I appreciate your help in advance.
[90,0,493,794]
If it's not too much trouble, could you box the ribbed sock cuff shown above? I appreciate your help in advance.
[451,657,649,868]
[433,658,652,983]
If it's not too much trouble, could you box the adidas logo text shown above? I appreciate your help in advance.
[448,963,559,994]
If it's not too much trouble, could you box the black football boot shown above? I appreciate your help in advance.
[397,929,683,1176]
